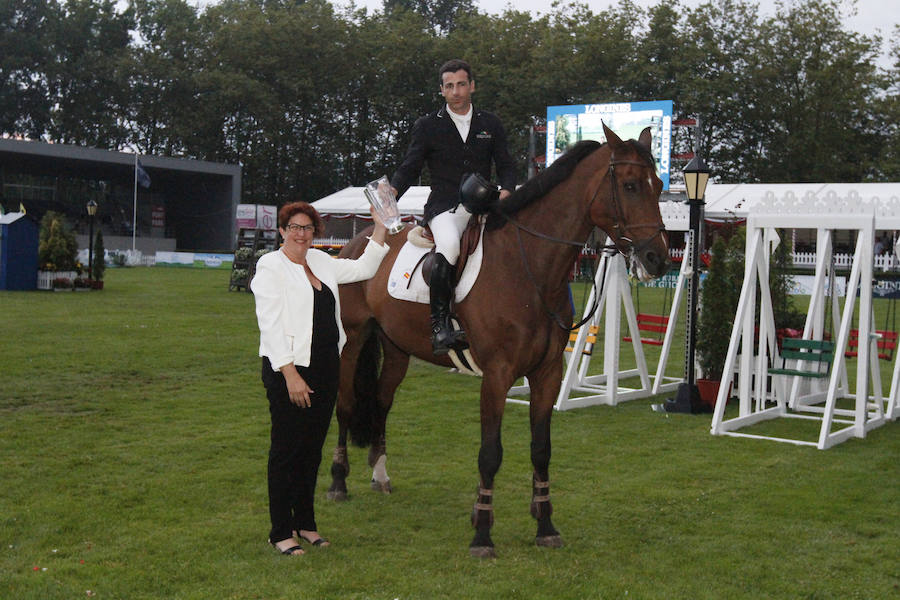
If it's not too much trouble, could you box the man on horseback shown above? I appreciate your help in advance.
[390,58,518,355]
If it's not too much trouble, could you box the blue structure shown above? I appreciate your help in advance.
[0,212,39,290]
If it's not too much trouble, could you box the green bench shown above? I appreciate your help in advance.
[768,338,835,379]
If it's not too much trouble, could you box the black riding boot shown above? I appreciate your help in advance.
[429,253,468,355]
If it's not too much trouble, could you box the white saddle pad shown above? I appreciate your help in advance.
[387,225,484,304]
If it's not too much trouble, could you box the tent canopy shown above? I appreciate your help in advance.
[313,186,430,217]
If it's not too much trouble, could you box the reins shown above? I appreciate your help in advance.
[498,152,665,332]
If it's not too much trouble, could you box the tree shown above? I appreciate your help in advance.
[0,0,59,138]
[383,0,476,34]
[46,0,134,148]
[700,0,887,182]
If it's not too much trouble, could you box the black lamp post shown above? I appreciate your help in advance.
[666,154,710,413]
[87,199,98,281]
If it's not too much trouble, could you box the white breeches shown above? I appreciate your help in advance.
[429,206,472,265]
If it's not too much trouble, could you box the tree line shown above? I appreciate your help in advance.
[2,0,898,206]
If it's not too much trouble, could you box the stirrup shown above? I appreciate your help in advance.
[432,325,468,355]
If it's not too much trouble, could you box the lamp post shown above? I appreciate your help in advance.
[667,154,710,413]
[87,199,98,281]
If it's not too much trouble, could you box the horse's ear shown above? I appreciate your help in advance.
[637,127,652,150]
[602,122,624,149]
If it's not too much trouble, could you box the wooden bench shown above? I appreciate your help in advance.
[845,329,897,361]
[768,338,835,379]
[622,313,669,346]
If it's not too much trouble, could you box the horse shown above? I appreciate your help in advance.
[328,123,669,558]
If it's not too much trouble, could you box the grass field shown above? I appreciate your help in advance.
[2,268,898,599]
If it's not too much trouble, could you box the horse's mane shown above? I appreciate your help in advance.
[485,137,655,230]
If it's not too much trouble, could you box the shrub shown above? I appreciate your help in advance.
[92,230,106,281]
[697,230,744,380]
[39,212,77,271]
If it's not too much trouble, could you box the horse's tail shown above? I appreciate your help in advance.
[347,322,382,448]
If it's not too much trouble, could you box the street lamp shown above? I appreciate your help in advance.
[666,154,710,413]
[87,199,98,281]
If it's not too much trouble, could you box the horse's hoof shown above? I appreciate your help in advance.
[370,479,392,494]
[469,545,496,559]
[326,489,348,502]
[535,535,564,548]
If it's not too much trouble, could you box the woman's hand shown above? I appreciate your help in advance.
[280,363,313,408]
[369,205,387,245]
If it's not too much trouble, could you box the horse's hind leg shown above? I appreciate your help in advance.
[368,334,409,494]
[528,370,563,548]
[328,321,370,502]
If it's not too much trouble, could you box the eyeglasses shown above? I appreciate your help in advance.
[285,223,315,233]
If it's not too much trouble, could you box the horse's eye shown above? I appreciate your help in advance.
[624,182,637,193]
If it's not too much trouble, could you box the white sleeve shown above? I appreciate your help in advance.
[250,257,293,370]
[330,238,390,284]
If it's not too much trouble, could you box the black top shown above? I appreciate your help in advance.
[391,106,517,222]
[310,284,338,356]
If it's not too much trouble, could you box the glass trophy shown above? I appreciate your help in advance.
[364,175,404,235]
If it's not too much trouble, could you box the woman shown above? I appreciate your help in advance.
[251,201,388,556]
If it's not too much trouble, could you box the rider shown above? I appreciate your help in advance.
[390,58,517,355]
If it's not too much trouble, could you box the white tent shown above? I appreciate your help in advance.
[313,185,431,217]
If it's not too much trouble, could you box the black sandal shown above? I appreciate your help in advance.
[299,534,330,547]
[269,540,304,555]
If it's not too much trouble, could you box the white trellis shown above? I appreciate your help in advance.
[710,191,896,449]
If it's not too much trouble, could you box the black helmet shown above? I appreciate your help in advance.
[459,172,500,215]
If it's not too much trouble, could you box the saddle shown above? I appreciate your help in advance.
[411,172,499,285]
[411,216,484,286]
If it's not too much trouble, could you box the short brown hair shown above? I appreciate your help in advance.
[439,59,472,85]
[278,201,324,236]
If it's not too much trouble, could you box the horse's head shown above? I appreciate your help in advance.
[590,123,670,281]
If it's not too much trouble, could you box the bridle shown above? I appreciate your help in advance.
[499,152,666,331]
[600,156,667,256]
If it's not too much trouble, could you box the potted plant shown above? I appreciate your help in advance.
[696,228,744,408]
[231,268,249,285]
[52,277,74,291]
[234,247,253,263]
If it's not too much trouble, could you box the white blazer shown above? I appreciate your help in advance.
[251,239,389,371]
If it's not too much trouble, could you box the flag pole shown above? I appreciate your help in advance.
[133,154,138,252]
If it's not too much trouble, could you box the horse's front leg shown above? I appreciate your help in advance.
[470,371,510,558]
[528,364,563,548]
[368,334,409,494]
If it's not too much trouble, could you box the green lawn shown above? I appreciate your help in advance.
[1,268,898,599]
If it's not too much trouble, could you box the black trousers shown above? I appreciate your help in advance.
[261,353,338,544]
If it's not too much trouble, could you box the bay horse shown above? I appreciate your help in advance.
[328,124,669,557]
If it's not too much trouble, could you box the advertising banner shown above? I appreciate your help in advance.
[546,100,673,190]
[257,205,277,230]
[236,204,257,228]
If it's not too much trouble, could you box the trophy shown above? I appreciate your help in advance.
[364,175,404,235]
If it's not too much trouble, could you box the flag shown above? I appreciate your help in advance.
[136,159,151,188]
